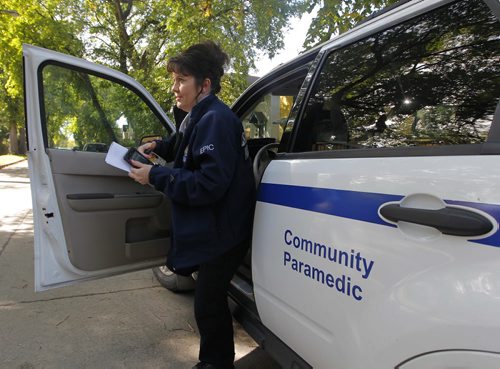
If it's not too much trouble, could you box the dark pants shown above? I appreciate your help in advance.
[194,240,249,369]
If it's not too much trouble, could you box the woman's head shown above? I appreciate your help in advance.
[168,41,229,112]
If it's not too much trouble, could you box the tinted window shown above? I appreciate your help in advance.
[241,73,308,143]
[41,65,168,151]
[295,0,500,152]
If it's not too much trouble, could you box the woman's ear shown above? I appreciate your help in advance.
[202,78,212,94]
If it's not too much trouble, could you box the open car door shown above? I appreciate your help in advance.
[23,44,174,291]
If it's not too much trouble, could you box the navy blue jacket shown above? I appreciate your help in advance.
[149,94,255,274]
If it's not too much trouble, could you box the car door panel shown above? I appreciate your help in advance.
[252,155,500,369]
[24,44,173,291]
[47,149,171,272]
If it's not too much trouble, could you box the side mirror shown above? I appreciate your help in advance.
[140,135,162,145]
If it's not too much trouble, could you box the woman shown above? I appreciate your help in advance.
[129,41,255,369]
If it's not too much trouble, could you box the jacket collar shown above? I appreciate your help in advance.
[190,93,218,123]
[173,94,218,167]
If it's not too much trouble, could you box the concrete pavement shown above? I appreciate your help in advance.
[0,161,279,369]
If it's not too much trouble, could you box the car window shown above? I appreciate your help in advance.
[294,0,499,152]
[240,73,308,145]
[41,64,168,151]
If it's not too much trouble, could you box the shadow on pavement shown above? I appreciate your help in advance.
[235,347,281,369]
[0,161,29,183]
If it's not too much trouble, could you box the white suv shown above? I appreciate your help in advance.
[24,0,500,368]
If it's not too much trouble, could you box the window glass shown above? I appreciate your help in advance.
[295,0,500,152]
[42,65,168,151]
[241,74,307,144]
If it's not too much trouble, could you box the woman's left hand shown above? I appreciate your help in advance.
[128,160,153,185]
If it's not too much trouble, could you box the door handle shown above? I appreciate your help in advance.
[380,204,493,236]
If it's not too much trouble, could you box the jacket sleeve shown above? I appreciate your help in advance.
[149,110,240,207]
[153,134,178,163]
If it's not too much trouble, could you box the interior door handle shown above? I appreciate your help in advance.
[380,204,493,236]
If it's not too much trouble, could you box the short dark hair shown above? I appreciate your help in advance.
[167,41,229,94]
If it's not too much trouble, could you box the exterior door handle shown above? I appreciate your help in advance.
[380,204,493,236]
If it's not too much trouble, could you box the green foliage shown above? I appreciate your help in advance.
[0,0,84,153]
[42,63,168,149]
[0,0,84,97]
[0,0,309,152]
[76,0,307,106]
[303,0,399,49]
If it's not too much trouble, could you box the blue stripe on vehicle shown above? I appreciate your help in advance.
[257,183,402,227]
[445,200,500,248]
[257,183,500,248]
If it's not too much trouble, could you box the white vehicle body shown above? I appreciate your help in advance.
[24,0,500,368]
[252,157,500,368]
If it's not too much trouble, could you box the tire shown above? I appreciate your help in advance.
[152,266,196,292]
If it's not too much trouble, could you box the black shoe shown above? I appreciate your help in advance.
[192,363,214,369]
[191,362,234,369]
[192,363,215,369]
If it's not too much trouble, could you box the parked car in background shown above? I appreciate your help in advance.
[82,143,108,152]
[24,0,500,368]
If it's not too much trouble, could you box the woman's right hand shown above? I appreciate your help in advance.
[137,141,157,157]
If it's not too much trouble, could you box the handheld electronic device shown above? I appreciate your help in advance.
[124,147,152,166]
[124,147,166,167]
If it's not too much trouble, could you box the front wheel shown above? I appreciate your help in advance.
[152,266,196,292]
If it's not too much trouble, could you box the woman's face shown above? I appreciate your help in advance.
[171,72,202,112]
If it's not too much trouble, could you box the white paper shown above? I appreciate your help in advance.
[105,141,131,172]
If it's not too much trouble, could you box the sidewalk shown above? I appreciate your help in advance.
[0,154,26,169]
[0,160,279,369]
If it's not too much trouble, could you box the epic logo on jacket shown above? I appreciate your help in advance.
[200,144,215,154]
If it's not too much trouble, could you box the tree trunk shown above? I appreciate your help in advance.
[9,122,19,154]
[111,0,134,74]
[81,74,118,143]
[19,127,27,154]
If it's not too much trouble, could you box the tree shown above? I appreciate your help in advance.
[302,0,399,49]
[0,0,84,154]
[0,0,309,153]
[77,0,308,106]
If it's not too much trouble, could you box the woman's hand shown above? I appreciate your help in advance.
[128,160,153,185]
[137,141,157,158]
